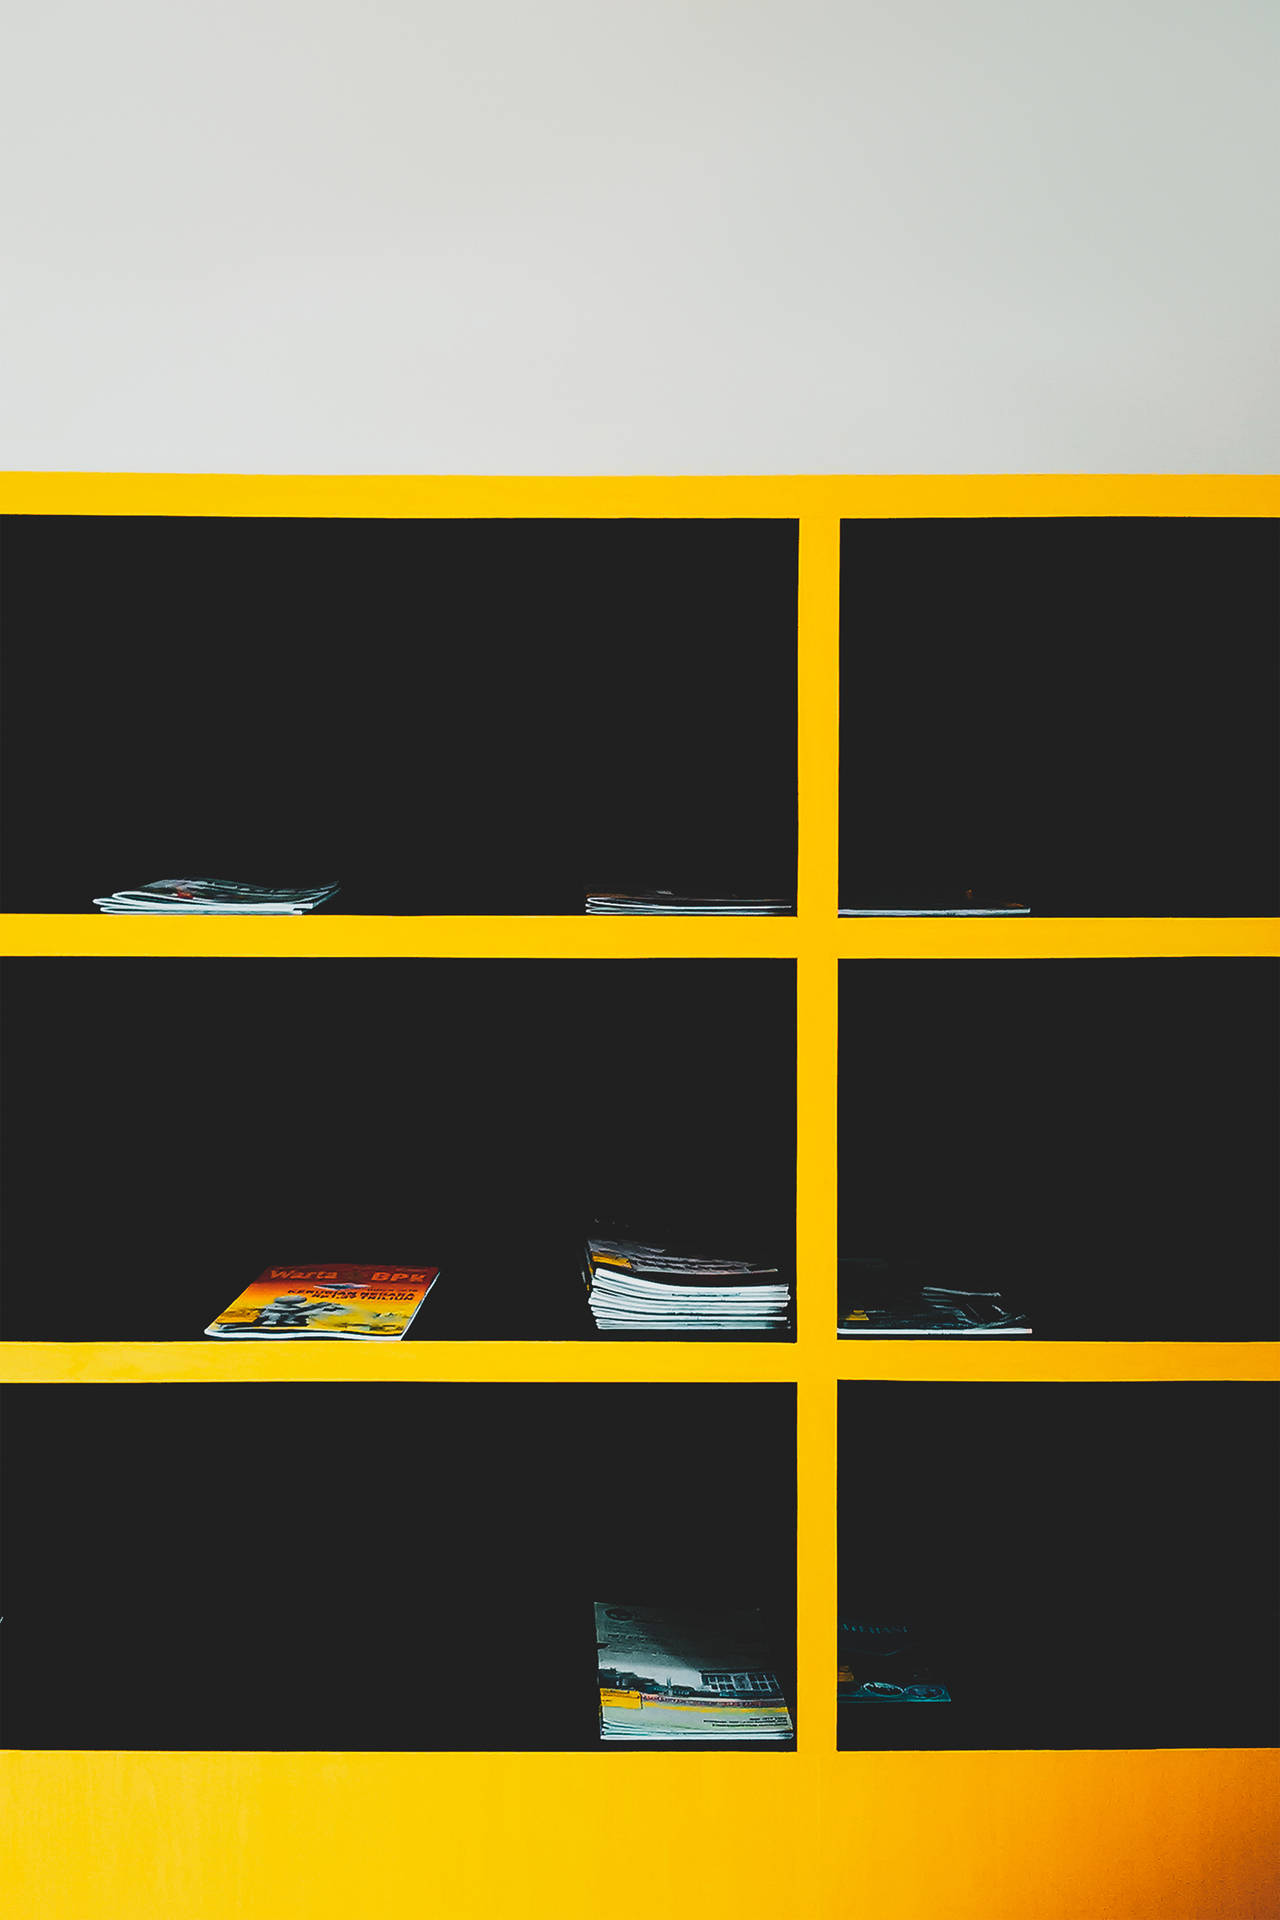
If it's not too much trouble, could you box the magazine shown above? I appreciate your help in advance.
[838,906,1029,916]
[206,1265,439,1340]
[93,878,340,915]
[838,1620,951,1704]
[586,1235,791,1332]
[839,889,1027,917]
[586,891,791,916]
[596,1602,793,1741]
[837,1258,1030,1336]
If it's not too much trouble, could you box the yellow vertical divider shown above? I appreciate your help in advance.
[794,513,841,1773]
[796,516,841,923]
[795,944,838,1779]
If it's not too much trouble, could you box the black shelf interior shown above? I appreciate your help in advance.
[0,516,798,916]
[0,1381,796,1751]
[837,1380,1280,1750]
[839,517,1280,916]
[0,958,796,1342]
[838,957,1279,1340]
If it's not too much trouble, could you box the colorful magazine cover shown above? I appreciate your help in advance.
[206,1265,439,1340]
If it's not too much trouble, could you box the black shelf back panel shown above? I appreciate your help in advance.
[0,516,799,914]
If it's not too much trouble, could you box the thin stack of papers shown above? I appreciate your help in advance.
[838,1620,951,1705]
[839,891,1027,917]
[838,1258,1030,1336]
[206,1265,439,1339]
[586,891,791,915]
[93,878,340,915]
[596,1603,793,1741]
[585,1236,791,1332]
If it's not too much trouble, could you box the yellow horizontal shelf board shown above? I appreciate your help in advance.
[0,912,802,959]
[0,1749,1275,1920]
[835,917,1279,959]
[1,471,1277,518]
[834,1340,1279,1382]
[0,913,1273,960]
[0,1339,1271,1386]
[0,1339,803,1386]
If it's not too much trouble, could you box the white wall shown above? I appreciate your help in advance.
[0,0,1275,473]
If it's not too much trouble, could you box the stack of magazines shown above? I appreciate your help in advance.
[596,1603,793,1741]
[93,878,340,915]
[585,890,791,915]
[206,1265,439,1339]
[585,1235,791,1332]
[837,1258,1030,1336]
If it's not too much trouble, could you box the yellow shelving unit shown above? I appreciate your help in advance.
[0,471,1275,1920]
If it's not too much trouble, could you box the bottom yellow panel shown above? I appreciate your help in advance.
[1,1749,1275,1920]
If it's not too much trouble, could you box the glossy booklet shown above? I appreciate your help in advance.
[206,1265,439,1339]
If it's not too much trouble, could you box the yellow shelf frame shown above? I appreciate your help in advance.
[0,472,1276,1920]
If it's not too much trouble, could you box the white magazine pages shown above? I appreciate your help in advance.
[595,1603,793,1741]
[94,878,340,915]
[586,891,791,916]
[585,1236,791,1332]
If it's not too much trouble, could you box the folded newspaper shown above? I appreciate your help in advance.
[596,1603,794,1741]
[585,1235,791,1332]
[586,891,791,916]
[93,878,340,915]
[838,1258,1030,1336]
[838,1620,951,1704]
[206,1265,439,1339]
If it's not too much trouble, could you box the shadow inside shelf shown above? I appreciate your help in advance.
[0,1382,797,1752]
[0,957,796,1343]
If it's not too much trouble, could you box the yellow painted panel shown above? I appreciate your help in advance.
[0,469,1278,518]
[0,471,1275,1920]
[0,913,1272,960]
[0,1339,1272,1386]
[0,1750,1276,1920]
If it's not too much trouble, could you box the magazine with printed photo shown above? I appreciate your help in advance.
[206,1265,439,1340]
[595,1602,794,1741]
